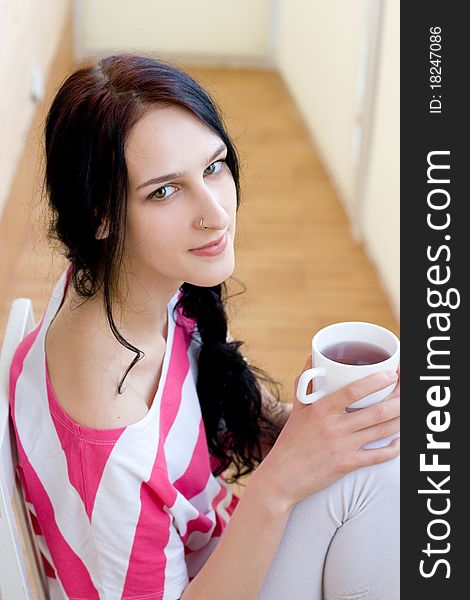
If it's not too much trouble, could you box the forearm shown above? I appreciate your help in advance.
[181,465,292,599]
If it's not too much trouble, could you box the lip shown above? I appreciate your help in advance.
[189,233,227,256]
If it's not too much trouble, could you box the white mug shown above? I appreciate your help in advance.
[296,321,400,410]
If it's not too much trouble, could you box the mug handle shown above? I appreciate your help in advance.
[296,367,326,404]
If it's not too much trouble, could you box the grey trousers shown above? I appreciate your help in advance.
[258,453,400,600]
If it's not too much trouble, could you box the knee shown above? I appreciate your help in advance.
[336,455,400,512]
[294,455,400,525]
[357,454,400,500]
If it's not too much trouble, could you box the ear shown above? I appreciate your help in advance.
[95,219,109,240]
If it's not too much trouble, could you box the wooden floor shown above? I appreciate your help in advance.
[1,65,399,415]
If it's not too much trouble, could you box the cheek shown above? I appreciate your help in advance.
[127,207,178,255]
[221,177,238,216]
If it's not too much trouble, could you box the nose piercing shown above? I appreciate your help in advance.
[199,217,208,230]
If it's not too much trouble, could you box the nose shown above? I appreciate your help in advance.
[193,182,229,231]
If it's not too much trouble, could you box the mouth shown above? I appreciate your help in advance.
[190,234,226,250]
[188,233,228,256]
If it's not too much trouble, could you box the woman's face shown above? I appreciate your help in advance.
[123,105,237,291]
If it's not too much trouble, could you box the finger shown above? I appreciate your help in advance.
[387,379,400,399]
[386,364,400,399]
[346,396,400,431]
[354,416,400,447]
[355,435,400,467]
[324,370,399,413]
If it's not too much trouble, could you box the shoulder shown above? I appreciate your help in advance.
[45,300,170,430]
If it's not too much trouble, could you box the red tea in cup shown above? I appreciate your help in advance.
[321,341,391,366]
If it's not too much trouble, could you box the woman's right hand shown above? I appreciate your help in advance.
[255,355,400,511]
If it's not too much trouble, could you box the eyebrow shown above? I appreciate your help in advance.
[135,143,228,191]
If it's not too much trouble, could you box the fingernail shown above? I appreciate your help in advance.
[384,371,398,382]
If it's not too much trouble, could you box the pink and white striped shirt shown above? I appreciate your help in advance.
[9,263,239,600]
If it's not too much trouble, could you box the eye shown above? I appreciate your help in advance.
[204,159,226,176]
[147,184,178,201]
[146,159,226,201]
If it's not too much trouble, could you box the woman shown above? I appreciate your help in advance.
[9,54,400,599]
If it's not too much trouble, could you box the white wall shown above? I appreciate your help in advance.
[0,0,70,220]
[80,0,272,62]
[275,0,399,317]
[361,0,399,316]
[276,0,367,211]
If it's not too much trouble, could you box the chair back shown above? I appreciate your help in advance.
[0,298,48,599]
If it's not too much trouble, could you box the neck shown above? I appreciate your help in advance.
[65,267,182,348]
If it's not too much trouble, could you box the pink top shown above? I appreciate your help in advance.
[9,263,239,600]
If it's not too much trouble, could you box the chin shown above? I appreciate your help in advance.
[185,257,235,288]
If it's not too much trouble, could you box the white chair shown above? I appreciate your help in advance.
[0,298,48,599]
